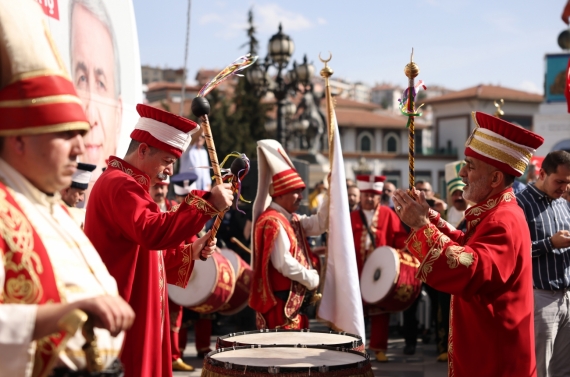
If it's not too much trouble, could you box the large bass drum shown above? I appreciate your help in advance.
[216,329,364,353]
[202,345,373,377]
[360,246,421,312]
[217,248,252,315]
[168,251,235,314]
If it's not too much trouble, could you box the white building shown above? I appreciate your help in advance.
[424,84,542,164]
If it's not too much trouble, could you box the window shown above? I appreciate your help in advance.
[357,131,374,152]
[384,132,400,153]
[360,135,371,151]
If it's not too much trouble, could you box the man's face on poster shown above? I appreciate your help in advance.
[71,3,122,172]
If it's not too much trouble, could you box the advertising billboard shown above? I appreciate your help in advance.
[39,0,143,202]
[545,53,570,103]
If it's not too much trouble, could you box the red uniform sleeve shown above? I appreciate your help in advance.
[110,178,218,251]
[406,219,518,299]
[164,244,195,288]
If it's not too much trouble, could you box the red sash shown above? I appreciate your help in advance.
[0,182,66,377]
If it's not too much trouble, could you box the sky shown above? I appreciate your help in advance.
[133,0,568,94]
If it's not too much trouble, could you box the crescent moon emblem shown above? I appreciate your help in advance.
[318,51,332,63]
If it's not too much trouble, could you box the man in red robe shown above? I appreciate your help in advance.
[350,175,407,361]
[250,139,326,329]
[85,104,234,377]
[393,111,544,377]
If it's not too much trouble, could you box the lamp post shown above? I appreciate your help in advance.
[245,23,314,148]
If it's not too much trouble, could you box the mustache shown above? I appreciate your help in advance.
[157,173,167,181]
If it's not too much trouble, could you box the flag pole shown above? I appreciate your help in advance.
[319,52,335,170]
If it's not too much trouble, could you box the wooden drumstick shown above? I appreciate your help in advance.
[230,237,252,254]
[191,97,221,261]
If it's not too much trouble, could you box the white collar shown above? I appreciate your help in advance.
[269,201,292,221]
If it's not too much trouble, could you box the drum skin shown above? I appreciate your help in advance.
[202,345,374,377]
[218,249,253,316]
[361,246,421,313]
[216,329,364,353]
[168,251,236,314]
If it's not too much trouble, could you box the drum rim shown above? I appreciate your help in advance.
[216,329,363,349]
[175,252,236,311]
[217,328,362,341]
[205,344,371,373]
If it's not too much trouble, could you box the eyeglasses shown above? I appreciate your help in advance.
[417,188,431,193]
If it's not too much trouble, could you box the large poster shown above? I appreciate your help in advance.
[38,0,142,201]
[544,53,570,103]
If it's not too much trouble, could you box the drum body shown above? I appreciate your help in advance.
[360,246,421,312]
[218,248,252,316]
[216,329,364,353]
[168,251,235,314]
[202,345,373,377]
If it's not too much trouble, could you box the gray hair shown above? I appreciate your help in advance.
[69,0,121,98]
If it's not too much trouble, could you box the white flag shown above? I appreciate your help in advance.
[317,111,365,344]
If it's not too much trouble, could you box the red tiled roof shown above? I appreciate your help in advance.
[146,81,200,92]
[335,97,381,111]
[423,84,543,104]
[148,100,193,118]
[336,108,428,129]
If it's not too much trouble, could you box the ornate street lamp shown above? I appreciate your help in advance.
[245,24,314,148]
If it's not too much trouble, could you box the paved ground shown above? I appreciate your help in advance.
[173,320,448,377]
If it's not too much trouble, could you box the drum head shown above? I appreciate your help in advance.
[221,331,360,347]
[360,246,399,304]
[211,347,366,367]
[168,253,219,306]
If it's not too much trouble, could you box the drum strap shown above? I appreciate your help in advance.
[358,209,377,249]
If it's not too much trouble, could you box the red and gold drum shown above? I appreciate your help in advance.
[360,246,421,312]
[202,345,373,377]
[168,251,235,314]
[218,248,252,316]
[216,329,364,353]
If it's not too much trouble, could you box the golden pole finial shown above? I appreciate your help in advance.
[404,48,419,192]
[319,52,335,169]
[494,99,505,118]
[319,51,333,78]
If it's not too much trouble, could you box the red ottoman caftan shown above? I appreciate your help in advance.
[405,188,536,377]
[85,156,219,377]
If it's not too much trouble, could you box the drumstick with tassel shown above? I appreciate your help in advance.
[190,54,256,261]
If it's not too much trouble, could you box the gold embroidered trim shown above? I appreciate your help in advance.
[273,176,305,191]
[467,138,527,173]
[445,245,474,269]
[8,69,69,85]
[175,244,192,287]
[0,188,42,303]
[0,94,82,108]
[185,193,219,217]
[465,191,515,218]
[0,122,90,137]
[108,159,149,188]
[473,129,532,160]
[416,229,450,282]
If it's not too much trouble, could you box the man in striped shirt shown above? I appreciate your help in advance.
[517,150,570,377]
